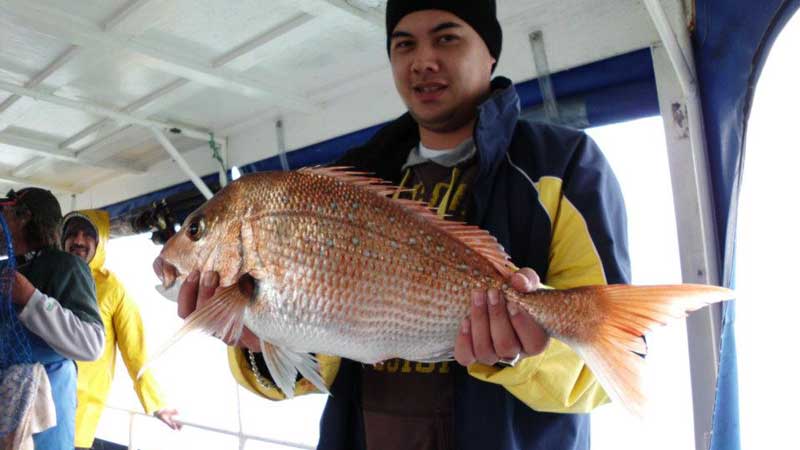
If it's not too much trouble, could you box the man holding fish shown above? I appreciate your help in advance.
[157,1,729,449]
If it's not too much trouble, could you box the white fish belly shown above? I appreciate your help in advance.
[243,281,465,363]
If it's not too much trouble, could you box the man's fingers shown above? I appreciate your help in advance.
[507,302,549,356]
[487,289,522,360]
[222,326,261,352]
[156,409,182,430]
[454,318,476,366]
[238,327,261,352]
[470,290,497,365]
[198,271,219,308]
[176,270,200,319]
[510,268,540,293]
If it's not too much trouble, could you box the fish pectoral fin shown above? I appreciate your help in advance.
[139,284,248,380]
[259,342,330,399]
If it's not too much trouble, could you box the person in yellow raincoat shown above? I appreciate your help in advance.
[62,210,181,449]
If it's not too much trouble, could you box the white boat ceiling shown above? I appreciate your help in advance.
[0,0,685,208]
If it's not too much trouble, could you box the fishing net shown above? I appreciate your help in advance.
[0,211,32,369]
[0,211,36,439]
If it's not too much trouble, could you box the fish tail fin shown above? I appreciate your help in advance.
[138,284,249,379]
[565,284,734,416]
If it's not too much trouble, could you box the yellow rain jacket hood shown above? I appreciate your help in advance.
[64,210,166,447]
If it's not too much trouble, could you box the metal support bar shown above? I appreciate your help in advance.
[644,0,698,96]
[275,119,290,171]
[528,31,562,123]
[150,128,213,200]
[646,0,723,447]
[0,80,210,141]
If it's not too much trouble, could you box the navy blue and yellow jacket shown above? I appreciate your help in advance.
[228,77,630,450]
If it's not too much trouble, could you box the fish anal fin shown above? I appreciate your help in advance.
[575,340,648,417]
[260,342,330,399]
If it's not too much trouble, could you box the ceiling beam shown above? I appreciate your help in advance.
[0,79,210,141]
[0,172,80,194]
[59,78,190,150]
[0,45,81,132]
[212,13,315,68]
[100,0,163,32]
[316,0,384,28]
[11,157,47,178]
[0,0,320,113]
[0,131,146,173]
[62,12,315,160]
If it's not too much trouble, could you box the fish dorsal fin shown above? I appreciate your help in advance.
[299,166,517,278]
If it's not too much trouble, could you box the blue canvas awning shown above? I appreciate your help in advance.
[693,1,800,449]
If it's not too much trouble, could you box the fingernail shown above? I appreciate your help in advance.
[472,291,485,307]
[461,318,470,334]
[202,271,218,287]
[187,270,200,283]
[488,289,499,306]
[507,301,520,316]
[515,272,532,290]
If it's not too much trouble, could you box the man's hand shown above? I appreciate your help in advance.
[154,408,182,430]
[176,270,261,352]
[454,268,549,367]
[11,271,35,306]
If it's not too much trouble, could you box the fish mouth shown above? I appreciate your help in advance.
[153,256,181,289]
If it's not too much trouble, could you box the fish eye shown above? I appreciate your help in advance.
[186,217,206,241]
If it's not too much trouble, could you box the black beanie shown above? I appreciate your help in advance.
[386,0,502,63]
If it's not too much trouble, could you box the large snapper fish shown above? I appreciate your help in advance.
[152,166,733,415]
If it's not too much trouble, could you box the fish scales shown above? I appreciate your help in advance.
[240,171,498,363]
[152,167,735,414]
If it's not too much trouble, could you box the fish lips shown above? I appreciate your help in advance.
[153,256,180,289]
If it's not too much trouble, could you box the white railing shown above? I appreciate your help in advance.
[105,405,315,450]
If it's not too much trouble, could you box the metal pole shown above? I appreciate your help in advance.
[275,119,290,171]
[528,31,562,124]
[643,0,698,96]
[645,1,723,449]
[150,127,214,199]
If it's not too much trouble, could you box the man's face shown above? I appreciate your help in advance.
[64,224,97,264]
[389,10,496,135]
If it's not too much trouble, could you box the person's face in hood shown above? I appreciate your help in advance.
[63,218,98,264]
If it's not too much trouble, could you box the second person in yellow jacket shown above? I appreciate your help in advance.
[62,209,181,449]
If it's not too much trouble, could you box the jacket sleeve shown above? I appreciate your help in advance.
[227,348,342,400]
[18,289,105,361]
[113,281,166,414]
[468,133,630,413]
